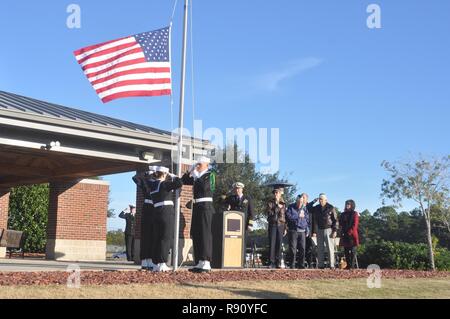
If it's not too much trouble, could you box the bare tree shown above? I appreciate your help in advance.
[381,155,450,271]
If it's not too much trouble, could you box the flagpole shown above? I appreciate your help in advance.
[173,0,189,272]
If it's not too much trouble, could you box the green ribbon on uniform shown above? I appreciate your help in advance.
[209,171,216,193]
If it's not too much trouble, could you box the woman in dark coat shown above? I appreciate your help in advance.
[339,199,360,269]
[132,167,156,270]
[266,187,287,269]
[148,166,183,272]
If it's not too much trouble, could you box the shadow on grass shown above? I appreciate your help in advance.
[179,282,292,299]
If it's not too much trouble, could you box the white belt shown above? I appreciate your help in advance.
[154,201,174,208]
[144,199,153,204]
[193,197,213,204]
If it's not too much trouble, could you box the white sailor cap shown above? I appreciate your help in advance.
[155,166,170,173]
[196,156,211,164]
[148,165,156,173]
[232,182,245,189]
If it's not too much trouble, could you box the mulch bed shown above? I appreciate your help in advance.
[0,269,449,286]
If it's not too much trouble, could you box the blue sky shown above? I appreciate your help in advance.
[1,1,449,231]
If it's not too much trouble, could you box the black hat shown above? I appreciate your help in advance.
[264,182,293,194]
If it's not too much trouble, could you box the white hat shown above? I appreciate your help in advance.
[148,165,156,173]
[233,182,245,189]
[155,166,170,173]
[196,156,211,164]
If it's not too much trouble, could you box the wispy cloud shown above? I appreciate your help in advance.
[255,57,323,91]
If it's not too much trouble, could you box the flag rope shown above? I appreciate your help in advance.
[190,0,196,131]
[170,0,179,24]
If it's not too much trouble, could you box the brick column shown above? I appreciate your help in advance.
[133,178,145,264]
[178,184,193,263]
[177,163,193,263]
[0,189,10,258]
[46,179,109,261]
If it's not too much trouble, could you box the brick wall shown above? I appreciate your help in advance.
[134,181,145,240]
[47,180,109,241]
[180,185,193,238]
[0,189,9,231]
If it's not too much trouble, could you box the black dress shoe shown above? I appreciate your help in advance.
[189,267,204,273]
[189,267,210,273]
[196,268,211,273]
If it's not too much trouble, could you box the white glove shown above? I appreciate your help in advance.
[192,169,201,179]
[247,226,254,232]
[168,173,177,179]
[188,164,196,175]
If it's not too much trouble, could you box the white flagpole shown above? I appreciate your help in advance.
[173,0,189,272]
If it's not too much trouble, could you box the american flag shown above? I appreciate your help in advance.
[74,27,171,103]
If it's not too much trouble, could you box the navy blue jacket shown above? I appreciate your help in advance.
[286,203,310,235]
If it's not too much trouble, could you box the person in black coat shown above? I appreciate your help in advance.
[118,204,136,261]
[311,193,338,269]
[224,182,255,231]
[148,166,183,272]
[132,167,156,270]
[223,182,255,267]
[182,156,216,273]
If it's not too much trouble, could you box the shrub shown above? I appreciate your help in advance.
[8,184,49,253]
[358,240,450,270]
[107,230,125,247]
[435,247,450,270]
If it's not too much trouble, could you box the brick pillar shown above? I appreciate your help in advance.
[178,184,193,263]
[46,179,109,261]
[177,163,193,263]
[0,189,10,258]
[133,177,145,264]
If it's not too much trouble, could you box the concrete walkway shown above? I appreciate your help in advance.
[0,258,273,273]
[0,258,141,272]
